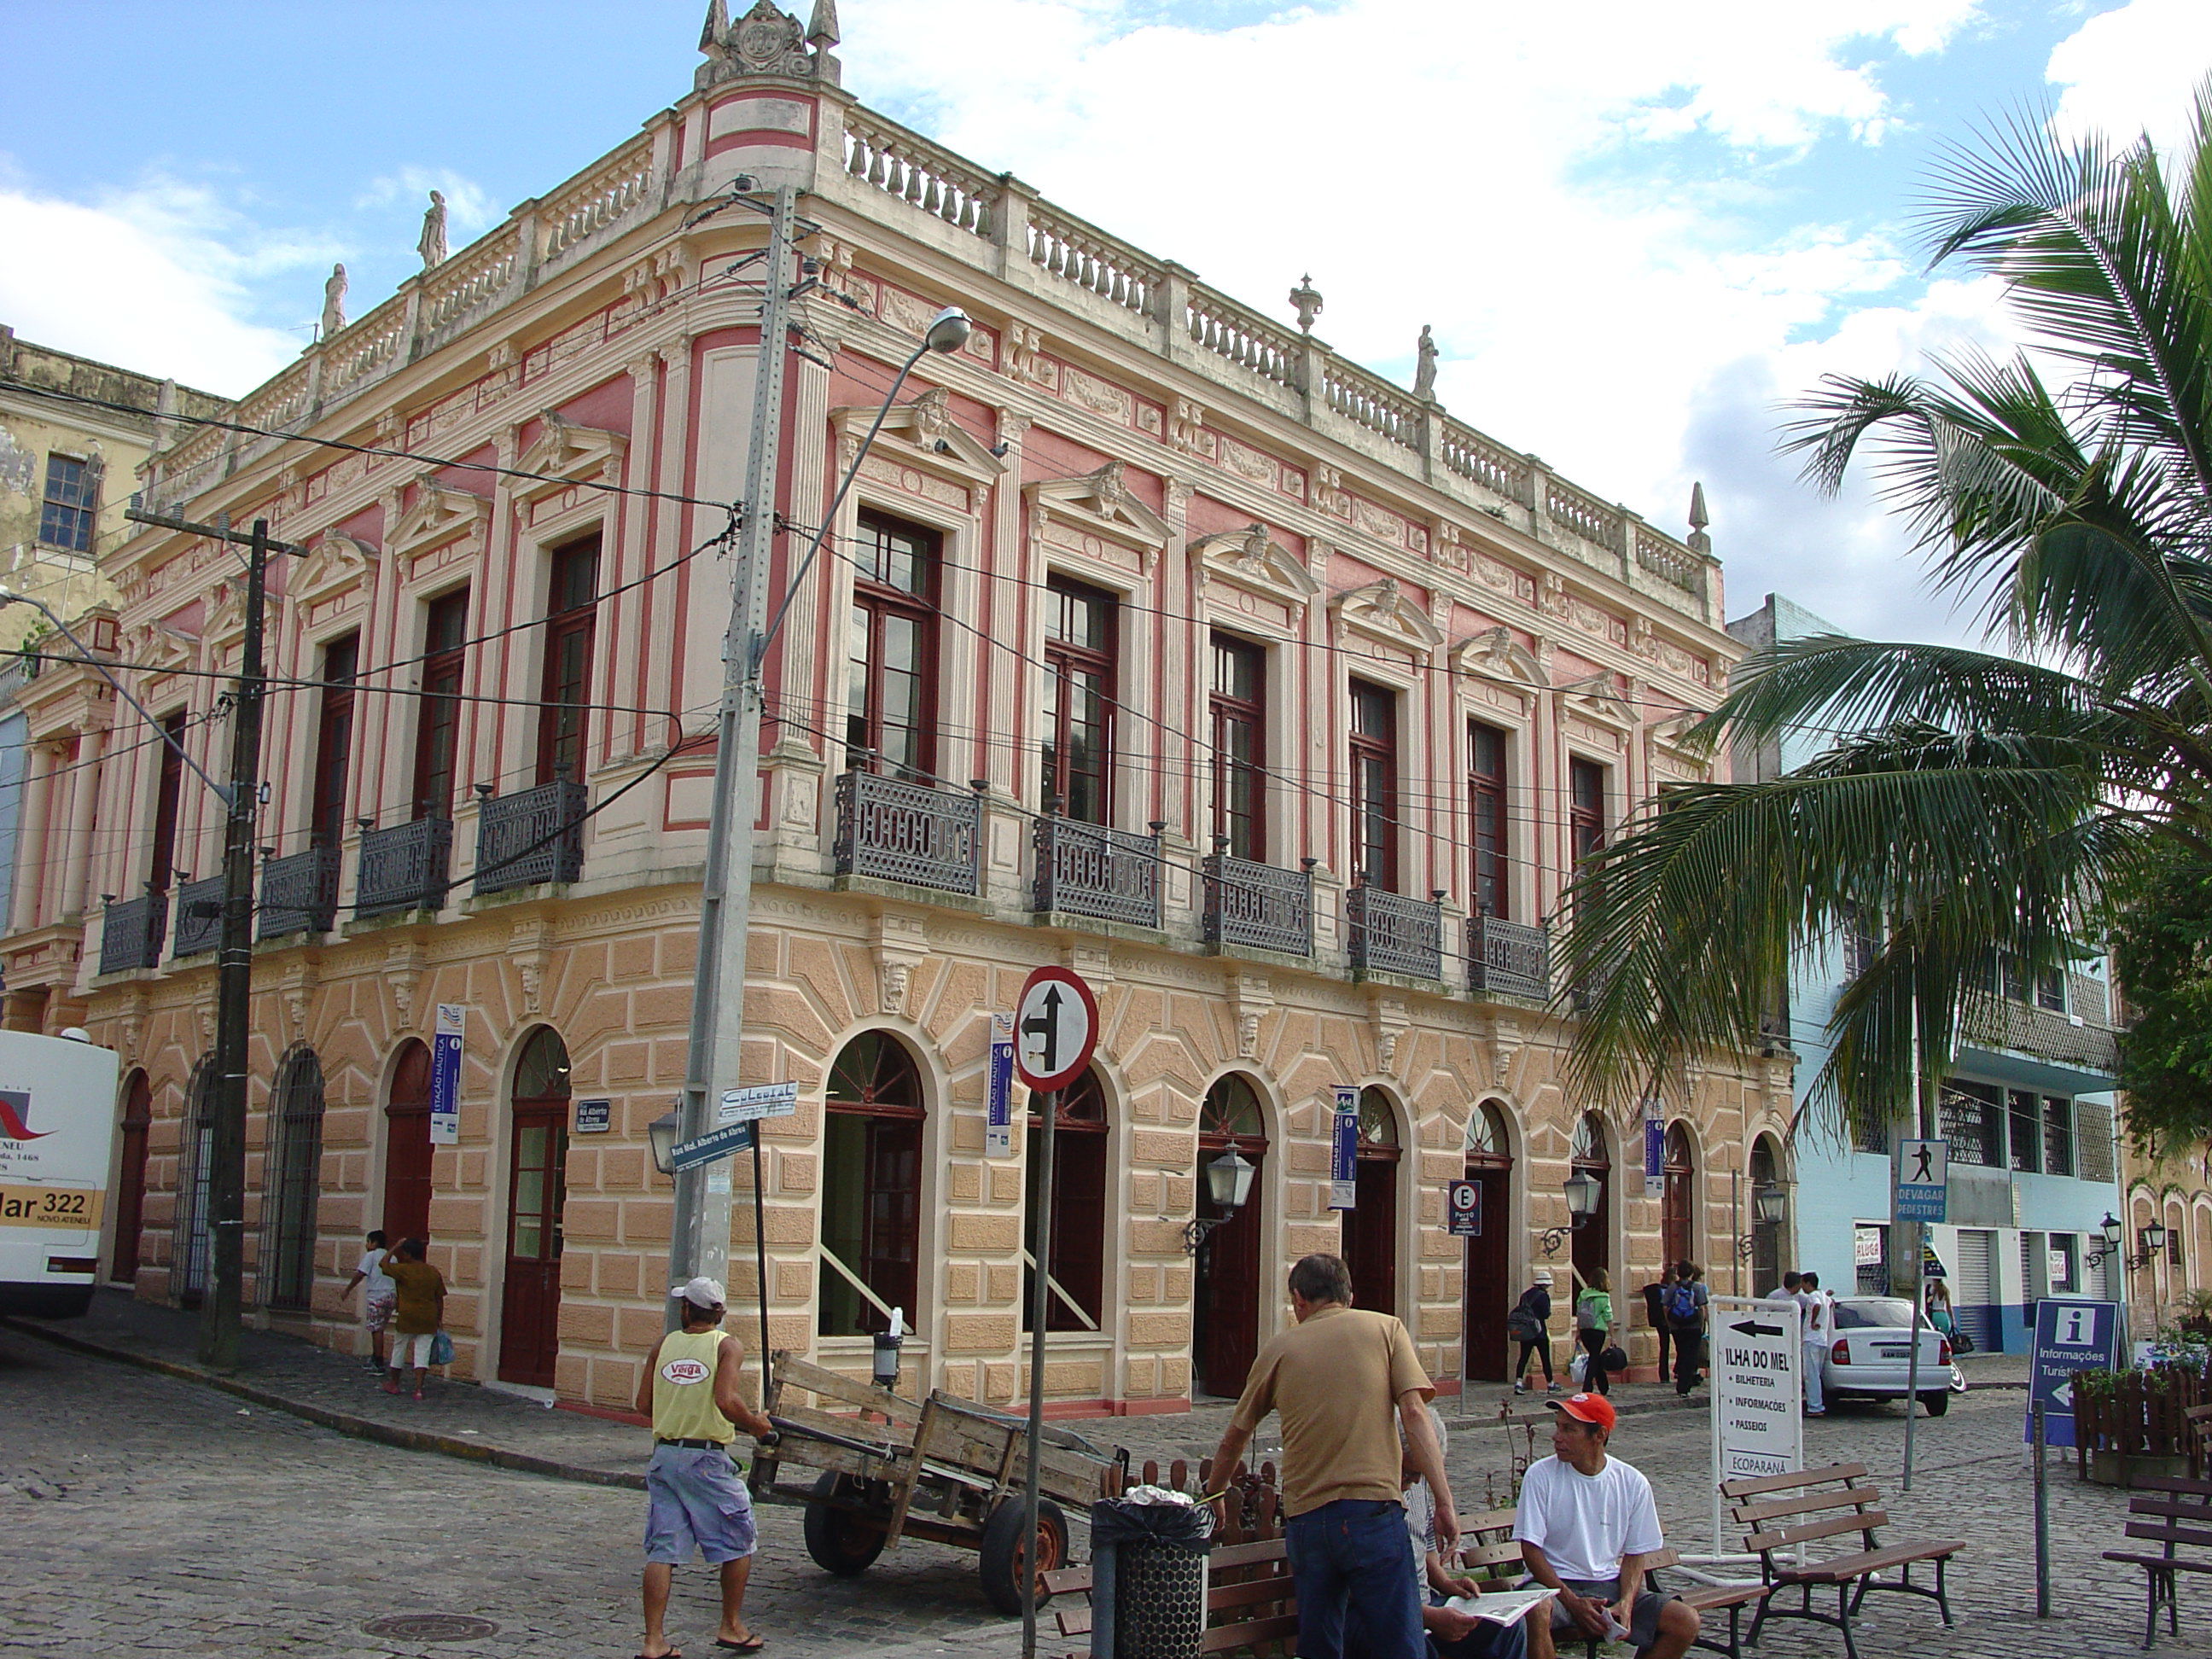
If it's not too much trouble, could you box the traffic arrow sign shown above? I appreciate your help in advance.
[1014,966,1098,1092]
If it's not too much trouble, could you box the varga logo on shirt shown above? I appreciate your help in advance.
[661,1358,711,1385]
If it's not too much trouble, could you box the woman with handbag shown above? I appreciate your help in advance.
[1509,1269,1558,1394]
[1575,1267,1616,1396]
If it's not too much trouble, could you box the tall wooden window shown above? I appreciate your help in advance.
[820,1032,925,1337]
[845,512,939,779]
[1042,577,1115,824]
[309,634,358,848]
[412,589,469,821]
[1349,680,1398,890]
[1209,634,1266,860]
[1568,757,1607,863]
[1024,1068,1108,1333]
[149,710,187,891]
[1469,722,1509,917]
[537,536,599,785]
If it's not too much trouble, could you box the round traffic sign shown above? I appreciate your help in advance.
[1013,966,1098,1092]
[1449,1181,1478,1215]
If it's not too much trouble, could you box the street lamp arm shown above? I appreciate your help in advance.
[0,587,233,807]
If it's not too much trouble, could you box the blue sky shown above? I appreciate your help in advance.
[4,0,2210,644]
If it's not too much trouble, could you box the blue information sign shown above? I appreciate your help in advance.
[1330,1085,1357,1210]
[668,1118,757,1173]
[2029,1297,2120,1448]
[430,1003,464,1146]
[987,1013,1014,1158]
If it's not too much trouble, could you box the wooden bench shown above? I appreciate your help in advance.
[2103,1474,2212,1648]
[1721,1463,1963,1659]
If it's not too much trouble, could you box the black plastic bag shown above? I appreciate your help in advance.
[1091,1496,1215,1555]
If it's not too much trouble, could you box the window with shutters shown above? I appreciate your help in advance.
[309,635,358,848]
[1349,681,1398,890]
[148,710,187,892]
[412,589,469,821]
[537,535,598,785]
[1469,722,1509,918]
[1209,634,1266,860]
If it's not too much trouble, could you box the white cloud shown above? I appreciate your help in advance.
[355,167,499,240]
[0,174,326,397]
[2047,0,2212,156]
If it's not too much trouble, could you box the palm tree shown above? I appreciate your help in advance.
[1561,93,2212,1144]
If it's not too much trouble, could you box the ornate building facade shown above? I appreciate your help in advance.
[26,3,1784,1411]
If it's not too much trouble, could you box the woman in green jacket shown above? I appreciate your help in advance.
[1575,1268,1615,1395]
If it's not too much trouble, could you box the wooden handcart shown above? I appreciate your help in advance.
[751,1352,1120,1615]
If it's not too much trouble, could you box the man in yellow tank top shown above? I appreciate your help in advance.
[633,1277,776,1659]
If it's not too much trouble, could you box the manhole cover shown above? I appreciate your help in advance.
[361,1614,500,1642]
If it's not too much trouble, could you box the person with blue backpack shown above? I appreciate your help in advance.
[1665,1261,1708,1397]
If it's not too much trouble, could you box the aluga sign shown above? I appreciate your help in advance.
[0,1029,124,1319]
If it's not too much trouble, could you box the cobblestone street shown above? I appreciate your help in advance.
[4,1321,2209,1659]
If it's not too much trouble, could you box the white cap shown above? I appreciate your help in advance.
[1533,1268,1553,1286]
[673,1276,726,1310]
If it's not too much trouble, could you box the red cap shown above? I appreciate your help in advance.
[1550,1392,1617,1432]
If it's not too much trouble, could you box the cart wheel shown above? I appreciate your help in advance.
[802,1472,889,1575]
[979,1497,1068,1616]
[1918,1389,1950,1417]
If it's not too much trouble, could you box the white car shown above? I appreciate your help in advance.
[1822,1296,1968,1415]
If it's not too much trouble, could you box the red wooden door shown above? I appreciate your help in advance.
[1194,1075,1267,1399]
[499,1103,568,1387]
[1463,1164,1511,1381]
[110,1073,151,1284]
[1339,1090,1401,1319]
[381,1041,434,1243]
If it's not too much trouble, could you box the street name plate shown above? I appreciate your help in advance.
[669,1119,756,1173]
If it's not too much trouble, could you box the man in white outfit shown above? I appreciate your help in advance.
[1796,1271,1833,1416]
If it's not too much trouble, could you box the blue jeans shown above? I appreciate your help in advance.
[1284,1499,1425,1659]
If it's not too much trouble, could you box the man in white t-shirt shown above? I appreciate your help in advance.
[1513,1394,1698,1659]
[1796,1271,1834,1417]
[343,1230,395,1372]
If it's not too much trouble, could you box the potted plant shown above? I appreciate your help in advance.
[2179,1288,2212,1342]
[2075,1348,2209,1485]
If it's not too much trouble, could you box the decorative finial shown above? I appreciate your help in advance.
[1412,324,1438,401]
[1289,274,1323,334]
[807,0,840,47]
[1687,482,1711,556]
[416,190,448,271]
[699,0,731,55]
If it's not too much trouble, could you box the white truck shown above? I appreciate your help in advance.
[0,1028,123,1318]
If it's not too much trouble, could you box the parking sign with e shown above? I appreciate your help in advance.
[1447,1179,1481,1237]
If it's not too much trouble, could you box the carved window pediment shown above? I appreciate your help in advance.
[834,385,1006,482]
[121,619,200,675]
[513,410,627,504]
[390,480,492,558]
[1190,521,1318,609]
[294,533,379,605]
[1026,460,1171,556]
[1452,626,1545,688]
[1556,672,1635,727]
[1330,577,1444,652]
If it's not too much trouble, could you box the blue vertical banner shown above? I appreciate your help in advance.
[430,1002,464,1147]
[986,1012,1014,1158]
[1330,1085,1358,1210]
[1642,1102,1665,1200]
[2029,1297,2120,1448]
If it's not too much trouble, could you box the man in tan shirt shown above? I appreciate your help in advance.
[1208,1254,1458,1659]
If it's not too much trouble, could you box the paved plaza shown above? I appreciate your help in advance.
[3,1309,2209,1659]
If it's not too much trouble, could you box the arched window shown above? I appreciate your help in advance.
[382,1040,434,1243]
[111,1070,153,1284]
[265,1047,326,1311]
[1749,1133,1785,1295]
[821,1032,925,1336]
[1194,1074,1270,1397]
[1662,1121,1696,1271]
[1342,1086,1403,1318]
[1026,1067,1108,1332]
[1464,1100,1511,1166]
[173,1055,218,1303]
[1462,1099,1516,1382]
[1570,1110,1612,1292]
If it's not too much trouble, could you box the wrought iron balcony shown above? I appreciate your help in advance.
[1202,850,1313,957]
[97,893,166,975]
[1347,884,1443,980]
[259,846,340,940]
[356,818,453,917]
[474,778,587,895]
[1468,914,1550,1000]
[171,876,226,958]
[1034,816,1161,928]
[833,769,981,895]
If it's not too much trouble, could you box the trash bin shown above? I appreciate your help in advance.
[1089,1490,1214,1659]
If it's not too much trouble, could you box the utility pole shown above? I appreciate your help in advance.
[124,505,300,1371]
[669,184,798,1340]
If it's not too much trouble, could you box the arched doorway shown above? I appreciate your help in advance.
[1340,1086,1401,1319]
[499,1027,571,1387]
[1661,1121,1696,1272]
[173,1056,217,1306]
[1749,1134,1785,1295]
[1194,1074,1267,1399]
[110,1070,152,1285]
[265,1048,326,1312]
[381,1040,434,1243]
[1463,1101,1514,1382]
[1570,1112,1612,1296]
[1026,1066,1107,1332]
[820,1031,926,1336]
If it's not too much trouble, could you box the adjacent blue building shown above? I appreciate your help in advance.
[1729,595,2125,1353]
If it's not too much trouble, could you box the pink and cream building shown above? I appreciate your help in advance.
[11,4,1790,1410]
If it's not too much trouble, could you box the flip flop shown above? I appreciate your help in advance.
[637,1650,682,1659]
[714,1639,766,1653]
